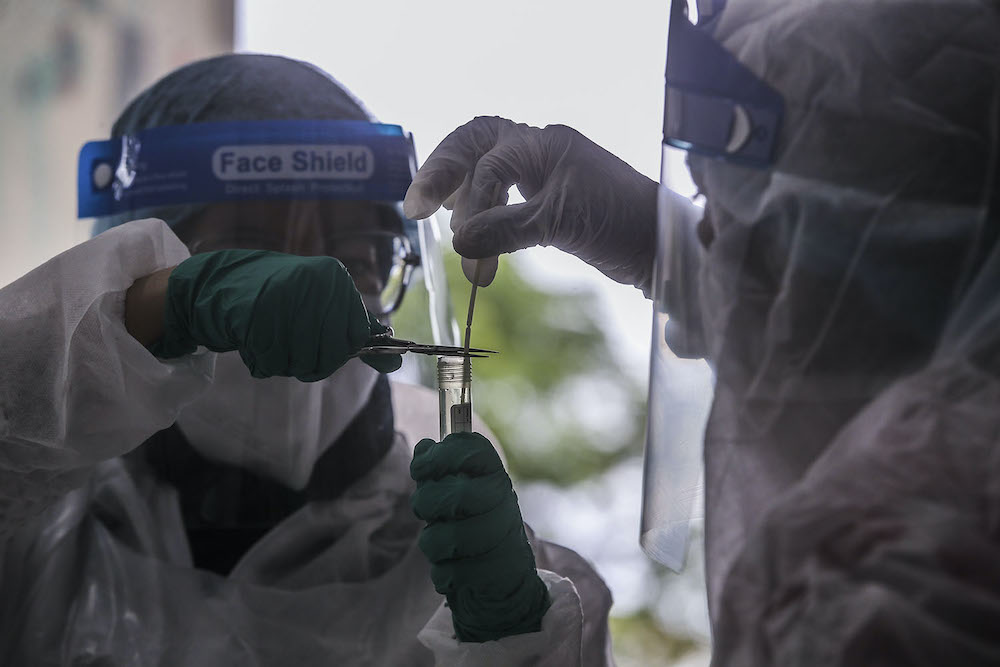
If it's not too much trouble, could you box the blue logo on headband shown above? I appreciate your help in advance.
[78,120,416,218]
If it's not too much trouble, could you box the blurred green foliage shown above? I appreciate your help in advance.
[393,250,647,485]
[611,612,700,666]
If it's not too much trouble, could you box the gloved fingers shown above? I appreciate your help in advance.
[368,318,392,336]
[449,169,510,233]
[452,199,547,260]
[304,259,371,379]
[446,176,473,231]
[345,278,374,352]
[463,143,526,224]
[410,432,504,481]
[361,353,402,373]
[289,260,343,380]
[404,156,468,220]
[411,469,512,521]
[450,171,505,287]
[442,189,459,211]
[358,314,402,373]
[461,256,499,287]
[240,265,292,378]
[403,116,509,220]
[428,526,539,597]
[240,348,271,379]
[413,437,436,458]
[175,250,370,380]
[419,497,523,563]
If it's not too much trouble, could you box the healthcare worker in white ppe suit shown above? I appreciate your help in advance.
[404,0,1000,664]
[0,54,614,666]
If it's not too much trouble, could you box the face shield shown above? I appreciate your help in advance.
[75,120,459,529]
[642,0,783,571]
[79,120,457,340]
[643,0,1000,575]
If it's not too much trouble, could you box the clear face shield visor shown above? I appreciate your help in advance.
[641,0,783,571]
[644,0,1000,576]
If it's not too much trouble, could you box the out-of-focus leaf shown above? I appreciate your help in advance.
[393,251,647,485]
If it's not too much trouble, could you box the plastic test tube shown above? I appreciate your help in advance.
[437,356,472,439]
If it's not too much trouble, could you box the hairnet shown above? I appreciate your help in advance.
[92,54,376,235]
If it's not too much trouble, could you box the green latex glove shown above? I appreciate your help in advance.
[152,249,402,378]
[410,432,551,642]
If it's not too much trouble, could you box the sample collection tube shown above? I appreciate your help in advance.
[437,356,472,439]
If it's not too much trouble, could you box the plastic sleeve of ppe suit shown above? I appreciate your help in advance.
[531,529,616,666]
[710,366,1000,666]
[417,569,589,666]
[0,219,213,538]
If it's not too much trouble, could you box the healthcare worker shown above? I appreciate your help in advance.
[404,0,1000,663]
[0,54,614,666]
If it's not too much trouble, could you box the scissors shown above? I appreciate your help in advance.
[355,327,497,358]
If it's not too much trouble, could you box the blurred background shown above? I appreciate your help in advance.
[0,0,710,663]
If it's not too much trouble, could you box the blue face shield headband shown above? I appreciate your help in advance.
[78,120,417,217]
[78,118,424,265]
[664,0,783,167]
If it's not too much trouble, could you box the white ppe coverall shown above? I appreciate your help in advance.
[0,219,614,666]
[666,1,1000,663]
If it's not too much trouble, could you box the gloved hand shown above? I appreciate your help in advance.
[403,116,658,292]
[410,432,551,642]
[151,249,402,378]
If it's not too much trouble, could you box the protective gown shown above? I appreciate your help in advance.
[660,0,1000,663]
[0,219,614,666]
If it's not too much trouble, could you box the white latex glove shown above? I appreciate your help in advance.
[403,116,658,291]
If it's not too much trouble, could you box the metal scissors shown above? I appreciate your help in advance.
[355,328,497,358]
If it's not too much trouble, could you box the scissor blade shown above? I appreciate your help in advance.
[356,345,496,357]
[406,344,497,356]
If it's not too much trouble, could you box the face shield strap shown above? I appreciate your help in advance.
[391,132,426,316]
[77,120,416,218]
[664,0,783,167]
[380,208,423,317]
